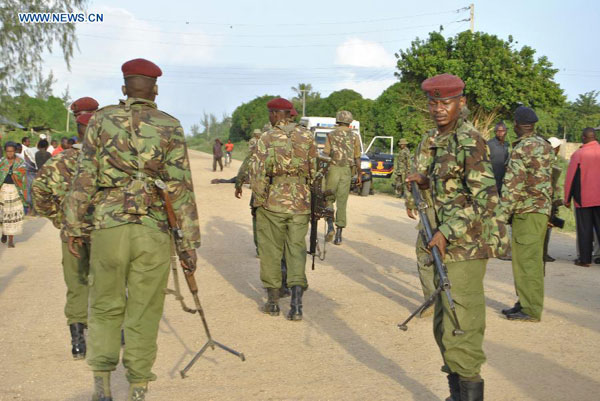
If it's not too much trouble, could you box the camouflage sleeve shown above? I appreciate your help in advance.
[235,153,251,190]
[63,116,101,237]
[499,142,528,216]
[308,135,318,185]
[323,135,332,157]
[404,138,429,210]
[250,136,269,207]
[437,135,497,243]
[164,126,201,250]
[353,134,361,159]
[32,163,62,228]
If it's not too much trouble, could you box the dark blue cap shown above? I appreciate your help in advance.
[514,106,538,124]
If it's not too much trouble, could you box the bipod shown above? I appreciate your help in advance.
[397,287,440,331]
[180,289,246,378]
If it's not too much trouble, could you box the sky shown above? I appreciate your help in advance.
[42,0,600,132]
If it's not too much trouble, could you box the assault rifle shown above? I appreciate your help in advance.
[308,155,334,270]
[398,181,464,336]
[155,179,245,378]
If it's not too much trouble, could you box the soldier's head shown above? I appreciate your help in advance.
[421,74,466,133]
[494,121,507,142]
[582,127,597,144]
[76,113,93,140]
[252,128,262,139]
[336,110,353,127]
[121,58,162,101]
[266,98,293,126]
[70,97,99,117]
[290,108,299,121]
[513,106,538,137]
[398,138,408,149]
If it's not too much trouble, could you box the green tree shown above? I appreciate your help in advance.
[395,31,566,136]
[229,95,276,141]
[0,0,87,95]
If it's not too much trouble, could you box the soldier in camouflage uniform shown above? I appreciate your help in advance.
[407,74,508,401]
[394,138,411,198]
[250,97,317,320]
[62,59,201,401]
[33,111,97,360]
[404,132,437,316]
[323,110,362,245]
[500,106,552,323]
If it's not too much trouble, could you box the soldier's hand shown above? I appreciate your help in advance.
[406,208,417,220]
[180,250,198,273]
[406,173,430,189]
[68,236,84,259]
[428,231,447,260]
[235,187,243,199]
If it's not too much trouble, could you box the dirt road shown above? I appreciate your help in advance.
[1,150,599,401]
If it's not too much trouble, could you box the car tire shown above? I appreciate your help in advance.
[360,180,371,197]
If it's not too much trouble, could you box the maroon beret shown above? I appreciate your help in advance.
[121,58,162,78]
[290,108,298,117]
[71,97,99,112]
[76,113,93,126]
[267,97,294,111]
[421,73,465,100]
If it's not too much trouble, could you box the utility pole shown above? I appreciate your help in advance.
[66,108,70,132]
[470,3,475,33]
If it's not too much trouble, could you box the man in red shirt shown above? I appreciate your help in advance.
[564,127,600,267]
[224,139,234,166]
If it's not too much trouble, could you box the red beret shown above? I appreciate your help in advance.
[421,73,465,100]
[76,113,93,126]
[71,97,99,112]
[267,97,294,111]
[290,108,298,117]
[121,58,162,79]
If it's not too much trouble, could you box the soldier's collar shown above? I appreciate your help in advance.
[512,131,535,145]
[124,97,157,109]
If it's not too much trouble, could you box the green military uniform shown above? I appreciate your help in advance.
[404,133,436,303]
[394,141,411,198]
[33,148,93,327]
[323,125,361,229]
[428,118,508,379]
[500,132,552,321]
[250,120,316,290]
[63,97,201,385]
[236,129,263,254]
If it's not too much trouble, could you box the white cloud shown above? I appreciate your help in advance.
[335,38,396,68]
[331,71,395,99]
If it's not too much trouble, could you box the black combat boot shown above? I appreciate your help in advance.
[459,378,484,401]
[70,323,86,360]
[325,218,335,242]
[287,286,303,321]
[279,260,291,298]
[92,371,113,401]
[501,301,521,316]
[263,288,280,316]
[445,373,461,401]
[333,227,343,245]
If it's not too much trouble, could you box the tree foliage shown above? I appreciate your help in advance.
[229,94,276,141]
[0,0,87,95]
[395,31,566,135]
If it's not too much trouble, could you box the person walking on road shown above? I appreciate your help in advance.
[224,139,234,166]
[500,106,552,322]
[213,138,224,171]
[62,58,201,401]
[323,110,362,245]
[0,142,28,248]
[564,127,600,267]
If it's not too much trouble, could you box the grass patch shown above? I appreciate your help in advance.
[372,177,396,195]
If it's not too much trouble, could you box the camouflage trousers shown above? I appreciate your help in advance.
[325,165,352,228]
[395,172,407,198]
[511,213,548,320]
[415,206,437,300]
[87,224,170,383]
[256,207,309,289]
[434,258,487,378]
[61,240,90,325]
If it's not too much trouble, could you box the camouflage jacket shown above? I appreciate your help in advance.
[550,154,563,201]
[235,135,260,190]
[250,121,317,214]
[33,149,94,242]
[62,97,201,250]
[405,131,435,211]
[500,133,552,216]
[426,119,508,262]
[323,126,361,167]
[395,147,411,176]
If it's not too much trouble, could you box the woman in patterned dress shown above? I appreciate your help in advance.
[0,142,28,248]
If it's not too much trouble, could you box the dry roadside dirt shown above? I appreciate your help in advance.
[1,150,599,401]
